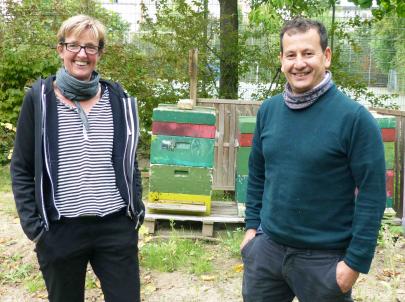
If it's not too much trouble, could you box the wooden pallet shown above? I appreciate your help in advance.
[143,201,244,237]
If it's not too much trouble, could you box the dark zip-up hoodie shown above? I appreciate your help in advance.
[10,75,145,242]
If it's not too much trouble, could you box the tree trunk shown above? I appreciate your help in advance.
[219,0,238,99]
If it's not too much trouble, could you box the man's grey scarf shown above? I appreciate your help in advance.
[55,67,100,132]
[283,71,333,110]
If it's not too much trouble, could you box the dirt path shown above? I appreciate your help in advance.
[1,192,404,302]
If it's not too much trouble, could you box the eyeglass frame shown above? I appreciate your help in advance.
[59,42,102,55]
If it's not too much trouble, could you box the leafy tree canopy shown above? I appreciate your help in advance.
[348,0,405,18]
[0,0,132,125]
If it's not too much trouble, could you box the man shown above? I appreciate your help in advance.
[240,17,386,302]
[10,15,144,302]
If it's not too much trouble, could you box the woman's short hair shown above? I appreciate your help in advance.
[57,15,106,49]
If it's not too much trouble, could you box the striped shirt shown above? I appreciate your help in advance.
[54,88,126,217]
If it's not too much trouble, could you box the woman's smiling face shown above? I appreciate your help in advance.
[57,29,101,81]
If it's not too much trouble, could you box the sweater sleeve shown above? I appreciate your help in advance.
[343,106,386,273]
[245,105,266,230]
[10,89,44,241]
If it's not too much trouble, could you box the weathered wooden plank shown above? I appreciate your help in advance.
[228,104,237,188]
[149,165,212,195]
[152,121,216,138]
[216,103,225,188]
[369,108,405,117]
[144,212,244,224]
[150,135,215,167]
[197,98,262,105]
[145,201,244,224]
[153,104,216,125]
[202,222,214,237]
[196,99,261,191]
[147,202,207,213]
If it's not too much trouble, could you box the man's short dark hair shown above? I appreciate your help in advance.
[280,17,328,53]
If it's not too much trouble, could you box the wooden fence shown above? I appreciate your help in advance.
[371,108,405,220]
[196,98,261,190]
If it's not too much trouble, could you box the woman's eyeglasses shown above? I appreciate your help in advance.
[61,43,100,55]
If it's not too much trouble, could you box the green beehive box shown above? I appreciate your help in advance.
[235,175,248,203]
[372,113,396,129]
[236,147,251,175]
[150,135,215,168]
[152,104,216,125]
[386,197,393,208]
[384,142,394,170]
[239,116,256,134]
[149,164,212,196]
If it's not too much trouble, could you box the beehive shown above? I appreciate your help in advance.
[149,104,216,215]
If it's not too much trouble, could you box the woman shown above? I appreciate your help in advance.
[10,15,144,302]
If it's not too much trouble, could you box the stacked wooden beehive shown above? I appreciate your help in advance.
[148,104,216,215]
[235,116,256,217]
[372,113,396,208]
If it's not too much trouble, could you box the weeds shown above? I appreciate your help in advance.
[219,227,245,258]
[0,165,11,193]
[140,221,213,275]
[25,272,46,293]
[211,190,234,201]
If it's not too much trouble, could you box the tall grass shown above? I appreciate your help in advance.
[0,165,11,192]
[140,222,214,275]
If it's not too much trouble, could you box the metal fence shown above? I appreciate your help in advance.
[1,0,403,108]
[96,0,405,109]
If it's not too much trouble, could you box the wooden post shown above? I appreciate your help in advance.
[189,49,198,106]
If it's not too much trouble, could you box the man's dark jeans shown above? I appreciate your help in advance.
[242,231,354,302]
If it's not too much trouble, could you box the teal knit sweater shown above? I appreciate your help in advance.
[246,85,386,274]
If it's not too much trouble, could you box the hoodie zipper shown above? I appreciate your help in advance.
[39,83,50,230]
[122,97,133,218]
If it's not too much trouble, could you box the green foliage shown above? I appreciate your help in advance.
[0,165,11,193]
[140,0,218,98]
[140,222,213,274]
[25,273,46,293]
[348,0,405,18]
[378,224,404,247]
[0,0,132,125]
[219,227,245,258]
[370,13,405,93]
[0,124,15,166]
[245,2,400,106]
[0,253,35,284]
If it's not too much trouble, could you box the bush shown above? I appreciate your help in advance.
[0,123,15,166]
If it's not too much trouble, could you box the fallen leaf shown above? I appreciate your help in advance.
[144,284,157,295]
[233,263,244,273]
[143,274,152,283]
[382,269,400,278]
[201,275,215,281]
